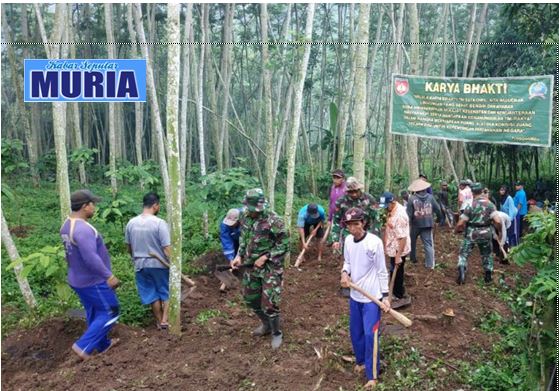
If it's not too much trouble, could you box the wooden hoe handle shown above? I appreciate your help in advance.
[348,282,413,328]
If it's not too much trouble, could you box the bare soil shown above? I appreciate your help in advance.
[1,228,530,390]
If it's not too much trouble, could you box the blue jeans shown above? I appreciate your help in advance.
[410,226,435,268]
[71,282,119,355]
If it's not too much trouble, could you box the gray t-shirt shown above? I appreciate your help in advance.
[125,214,171,272]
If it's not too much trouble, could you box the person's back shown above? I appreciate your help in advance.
[125,214,169,271]
[61,218,112,288]
[407,192,440,228]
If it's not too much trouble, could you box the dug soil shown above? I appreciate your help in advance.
[1,228,531,390]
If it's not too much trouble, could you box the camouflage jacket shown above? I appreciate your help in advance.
[329,192,378,243]
[461,196,496,232]
[237,210,289,268]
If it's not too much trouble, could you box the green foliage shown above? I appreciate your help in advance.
[1,138,29,176]
[69,147,98,166]
[466,211,556,390]
[200,167,259,211]
[105,160,161,190]
[195,309,227,324]
[7,244,73,305]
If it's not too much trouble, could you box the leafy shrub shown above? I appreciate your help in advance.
[1,138,29,177]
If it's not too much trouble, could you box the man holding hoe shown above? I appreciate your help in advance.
[340,207,391,389]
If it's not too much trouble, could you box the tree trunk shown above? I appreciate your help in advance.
[218,4,233,173]
[352,3,370,184]
[67,7,87,185]
[105,4,118,197]
[1,7,40,187]
[284,4,314,246]
[462,4,477,77]
[133,4,171,199]
[35,4,71,222]
[405,3,420,181]
[165,4,183,336]
[180,4,193,203]
[198,5,209,239]
[384,4,405,191]
[467,3,489,78]
[261,4,276,208]
[1,209,37,308]
[126,5,145,171]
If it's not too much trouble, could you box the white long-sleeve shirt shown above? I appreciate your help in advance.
[342,232,389,303]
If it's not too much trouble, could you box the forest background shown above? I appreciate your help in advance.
[0,3,557,390]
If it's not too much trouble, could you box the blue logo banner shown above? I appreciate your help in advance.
[24,59,147,102]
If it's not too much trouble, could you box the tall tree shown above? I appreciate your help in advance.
[68,5,87,185]
[180,4,193,203]
[261,4,275,208]
[133,4,171,199]
[352,4,370,184]
[34,4,71,222]
[405,3,420,181]
[105,4,118,196]
[1,209,37,308]
[197,5,209,238]
[284,4,315,242]
[126,4,145,170]
[1,7,40,187]
[165,4,183,336]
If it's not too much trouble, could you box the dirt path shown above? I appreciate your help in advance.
[1,228,529,390]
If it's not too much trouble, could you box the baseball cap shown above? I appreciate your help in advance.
[344,207,365,223]
[515,181,524,186]
[379,192,394,208]
[71,189,102,209]
[331,169,345,178]
[307,203,320,219]
[223,208,240,226]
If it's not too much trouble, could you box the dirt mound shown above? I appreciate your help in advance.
[1,229,531,390]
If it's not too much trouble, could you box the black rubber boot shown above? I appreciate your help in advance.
[456,266,466,285]
[252,312,271,337]
[269,316,283,350]
[484,270,492,283]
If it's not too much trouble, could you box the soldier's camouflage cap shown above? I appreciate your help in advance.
[243,188,266,212]
[346,177,364,191]
[344,207,365,222]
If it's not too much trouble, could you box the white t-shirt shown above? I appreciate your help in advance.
[342,232,389,303]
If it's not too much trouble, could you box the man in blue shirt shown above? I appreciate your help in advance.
[296,203,326,266]
[219,208,242,291]
[513,181,528,244]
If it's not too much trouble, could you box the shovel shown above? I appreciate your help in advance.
[149,252,196,301]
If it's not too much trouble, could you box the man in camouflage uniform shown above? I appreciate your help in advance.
[231,189,289,350]
[454,183,501,284]
[330,177,378,252]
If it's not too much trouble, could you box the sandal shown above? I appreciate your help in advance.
[159,322,169,330]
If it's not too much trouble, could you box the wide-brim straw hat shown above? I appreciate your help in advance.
[408,179,431,192]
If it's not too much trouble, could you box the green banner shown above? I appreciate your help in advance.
[390,74,554,147]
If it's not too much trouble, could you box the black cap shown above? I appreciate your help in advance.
[71,189,102,209]
[515,181,524,186]
[307,203,319,218]
[331,169,345,178]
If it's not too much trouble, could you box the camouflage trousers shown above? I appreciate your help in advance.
[242,265,283,319]
[457,236,494,272]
